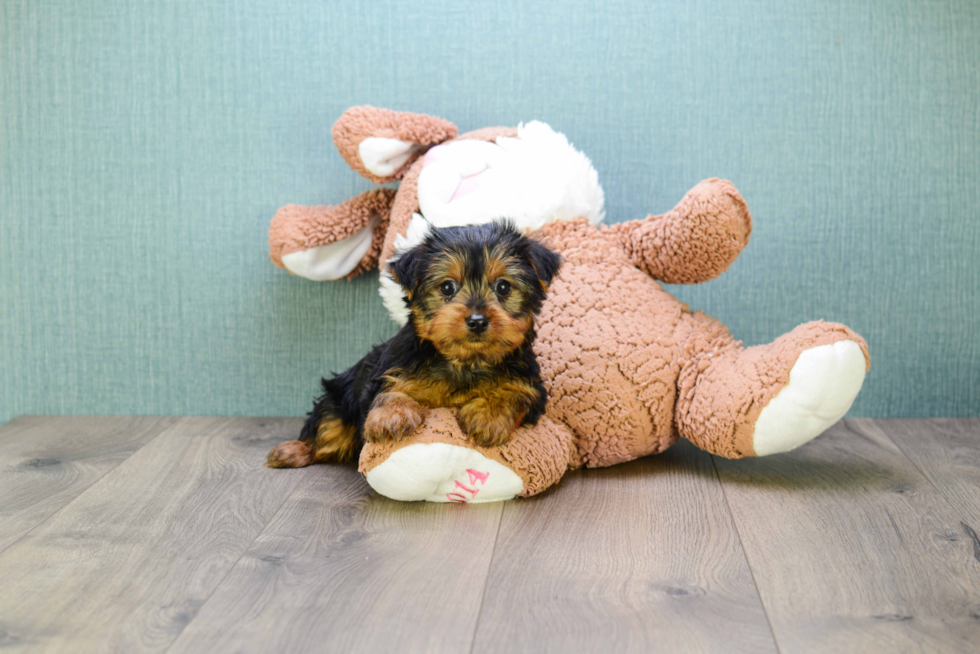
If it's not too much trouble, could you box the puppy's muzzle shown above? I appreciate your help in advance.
[466,313,489,334]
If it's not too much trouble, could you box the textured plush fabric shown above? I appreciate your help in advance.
[2,0,978,424]
[269,188,396,278]
[605,179,753,284]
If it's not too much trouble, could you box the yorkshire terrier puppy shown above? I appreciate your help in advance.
[267,220,562,468]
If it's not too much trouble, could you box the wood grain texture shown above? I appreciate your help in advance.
[471,441,777,654]
[2,416,978,653]
[165,464,503,654]
[0,417,311,654]
[879,418,980,522]
[0,415,176,553]
[714,419,980,654]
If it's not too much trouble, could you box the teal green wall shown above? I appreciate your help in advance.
[2,0,978,423]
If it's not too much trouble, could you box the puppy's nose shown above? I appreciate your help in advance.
[466,313,489,334]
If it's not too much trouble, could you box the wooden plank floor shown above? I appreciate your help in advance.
[0,417,977,653]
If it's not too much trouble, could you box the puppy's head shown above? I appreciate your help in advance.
[387,220,562,364]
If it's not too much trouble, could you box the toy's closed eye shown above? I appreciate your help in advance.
[439,280,458,297]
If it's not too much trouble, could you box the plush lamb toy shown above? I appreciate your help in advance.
[269,106,870,503]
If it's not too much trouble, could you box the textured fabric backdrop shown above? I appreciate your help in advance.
[1,0,978,423]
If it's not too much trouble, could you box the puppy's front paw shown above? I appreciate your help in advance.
[363,392,425,442]
[267,440,315,468]
[459,399,519,448]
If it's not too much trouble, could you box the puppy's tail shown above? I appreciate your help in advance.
[267,372,360,468]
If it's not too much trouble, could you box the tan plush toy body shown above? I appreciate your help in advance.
[269,106,870,503]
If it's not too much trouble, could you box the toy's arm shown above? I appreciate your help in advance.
[359,408,577,502]
[603,178,752,284]
[332,106,458,183]
[269,188,396,281]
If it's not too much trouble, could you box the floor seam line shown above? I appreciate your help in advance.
[159,464,316,654]
[711,453,785,654]
[467,502,506,654]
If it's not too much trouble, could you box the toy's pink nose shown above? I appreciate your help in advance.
[450,169,487,201]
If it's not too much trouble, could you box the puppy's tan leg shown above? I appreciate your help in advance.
[363,392,425,443]
[312,417,360,463]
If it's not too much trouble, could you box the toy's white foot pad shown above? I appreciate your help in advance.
[364,443,524,503]
[752,340,866,456]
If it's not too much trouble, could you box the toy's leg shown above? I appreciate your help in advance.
[359,408,575,502]
[603,178,752,284]
[675,318,869,458]
[268,188,395,281]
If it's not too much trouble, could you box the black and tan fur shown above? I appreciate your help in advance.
[267,220,562,468]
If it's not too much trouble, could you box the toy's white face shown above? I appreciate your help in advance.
[374,121,604,324]
[396,121,604,254]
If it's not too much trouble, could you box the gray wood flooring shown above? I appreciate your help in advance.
[0,416,977,653]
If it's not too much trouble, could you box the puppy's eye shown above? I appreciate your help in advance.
[439,280,458,297]
[494,280,512,297]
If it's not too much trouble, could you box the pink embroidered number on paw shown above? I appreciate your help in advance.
[447,469,490,503]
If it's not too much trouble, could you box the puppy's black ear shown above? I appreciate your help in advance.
[386,246,421,298]
[525,239,562,289]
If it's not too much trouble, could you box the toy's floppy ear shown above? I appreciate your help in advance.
[526,239,563,290]
[332,106,458,184]
[269,188,396,281]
